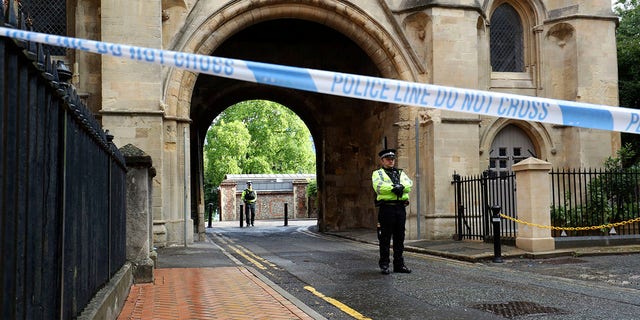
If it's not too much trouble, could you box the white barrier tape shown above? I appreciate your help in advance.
[1,26,638,134]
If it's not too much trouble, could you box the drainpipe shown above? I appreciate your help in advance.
[184,126,188,247]
[415,117,421,239]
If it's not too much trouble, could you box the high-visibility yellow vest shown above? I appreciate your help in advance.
[372,168,413,201]
[242,188,257,203]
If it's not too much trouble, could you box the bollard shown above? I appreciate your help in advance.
[490,205,504,263]
[207,203,213,228]
[240,204,244,228]
[284,203,288,226]
[453,173,463,241]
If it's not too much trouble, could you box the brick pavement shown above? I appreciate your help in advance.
[117,267,315,320]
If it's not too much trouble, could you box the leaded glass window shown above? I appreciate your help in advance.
[19,0,67,55]
[490,3,524,72]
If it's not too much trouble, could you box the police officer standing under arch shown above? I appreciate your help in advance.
[372,148,413,274]
[241,181,257,226]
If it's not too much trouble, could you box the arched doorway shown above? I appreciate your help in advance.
[184,16,414,236]
[489,124,537,175]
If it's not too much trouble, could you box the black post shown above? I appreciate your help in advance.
[284,203,289,226]
[482,171,491,239]
[207,203,213,228]
[491,205,503,263]
[240,204,244,228]
[453,173,463,240]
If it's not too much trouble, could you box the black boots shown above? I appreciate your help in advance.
[381,265,411,274]
[394,265,412,273]
[380,266,391,275]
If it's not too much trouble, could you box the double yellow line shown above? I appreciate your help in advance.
[214,233,279,270]
[213,232,372,320]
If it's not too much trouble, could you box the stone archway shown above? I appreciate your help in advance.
[163,1,418,236]
[163,0,417,115]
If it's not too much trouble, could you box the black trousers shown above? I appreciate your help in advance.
[245,202,255,225]
[378,204,406,268]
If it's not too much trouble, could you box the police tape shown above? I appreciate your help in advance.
[1,26,639,134]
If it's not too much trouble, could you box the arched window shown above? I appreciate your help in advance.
[490,3,524,72]
[19,0,67,56]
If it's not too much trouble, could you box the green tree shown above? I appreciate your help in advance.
[616,0,640,162]
[204,120,251,188]
[203,100,315,191]
[202,120,251,212]
[616,0,640,108]
[306,179,318,198]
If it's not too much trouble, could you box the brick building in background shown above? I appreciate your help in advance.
[219,174,317,222]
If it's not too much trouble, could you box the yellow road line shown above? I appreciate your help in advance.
[235,244,280,269]
[213,234,280,270]
[228,245,267,270]
[304,286,372,320]
[212,233,231,245]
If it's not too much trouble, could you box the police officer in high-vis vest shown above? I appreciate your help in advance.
[241,181,257,226]
[372,148,413,274]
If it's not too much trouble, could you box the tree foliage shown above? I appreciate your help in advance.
[616,0,640,108]
[616,1,640,162]
[204,100,315,192]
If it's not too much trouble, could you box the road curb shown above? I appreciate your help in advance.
[244,266,328,320]
[325,231,640,263]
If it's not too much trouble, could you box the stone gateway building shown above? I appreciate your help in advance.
[52,0,618,246]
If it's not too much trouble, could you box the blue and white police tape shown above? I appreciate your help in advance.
[1,26,639,134]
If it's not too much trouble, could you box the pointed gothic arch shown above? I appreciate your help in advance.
[162,1,416,116]
[487,0,545,93]
[490,3,525,72]
[160,1,417,234]
[489,124,535,174]
[480,118,555,171]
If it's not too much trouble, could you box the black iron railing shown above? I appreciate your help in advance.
[550,168,640,237]
[453,167,640,241]
[452,171,517,241]
[0,2,127,319]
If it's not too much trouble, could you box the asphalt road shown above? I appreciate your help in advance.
[208,222,640,320]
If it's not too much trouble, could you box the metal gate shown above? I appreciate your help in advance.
[452,171,518,241]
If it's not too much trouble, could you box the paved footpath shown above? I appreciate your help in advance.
[116,219,640,319]
[117,267,316,320]
[117,220,324,320]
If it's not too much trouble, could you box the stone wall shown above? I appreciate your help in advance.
[69,0,620,241]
